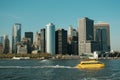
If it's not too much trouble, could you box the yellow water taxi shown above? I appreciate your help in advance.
[76,60,105,69]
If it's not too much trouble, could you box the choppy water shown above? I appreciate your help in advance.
[0,59,120,80]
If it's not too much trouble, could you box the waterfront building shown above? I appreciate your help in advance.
[17,42,27,54]
[68,25,73,44]
[67,26,73,55]
[56,29,67,54]
[0,36,4,45]
[25,32,33,44]
[34,32,41,50]
[94,22,111,52]
[95,28,108,52]
[46,23,55,55]
[25,32,33,53]
[67,28,78,55]
[72,29,78,55]
[83,41,99,53]
[78,17,94,55]
[3,35,10,54]
[22,37,32,53]
[0,36,4,53]
[40,28,46,53]
[0,43,3,53]
[12,23,21,53]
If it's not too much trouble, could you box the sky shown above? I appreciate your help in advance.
[0,0,120,51]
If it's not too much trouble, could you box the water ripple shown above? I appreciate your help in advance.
[0,65,75,69]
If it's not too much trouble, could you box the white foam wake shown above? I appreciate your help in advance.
[0,65,75,69]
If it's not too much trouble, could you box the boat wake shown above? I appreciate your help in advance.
[0,65,75,69]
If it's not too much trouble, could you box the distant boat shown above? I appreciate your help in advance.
[12,56,30,60]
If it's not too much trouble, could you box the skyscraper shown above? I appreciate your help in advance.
[0,36,4,46]
[56,29,67,54]
[0,36,4,53]
[25,32,33,53]
[68,25,73,44]
[78,17,94,55]
[3,35,10,54]
[72,29,78,55]
[94,22,110,52]
[34,32,41,50]
[68,26,73,37]
[12,23,21,53]
[41,28,46,53]
[95,28,108,52]
[67,27,78,55]
[46,23,55,55]
[25,32,33,44]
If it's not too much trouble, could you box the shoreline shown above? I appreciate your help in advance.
[0,57,120,60]
[0,53,120,60]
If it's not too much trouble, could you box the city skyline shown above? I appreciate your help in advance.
[0,0,120,51]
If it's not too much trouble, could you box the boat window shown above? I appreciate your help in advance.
[81,62,103,65]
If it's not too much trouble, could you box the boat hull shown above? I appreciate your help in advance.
[76,60,105,69]
[76,63,104,69]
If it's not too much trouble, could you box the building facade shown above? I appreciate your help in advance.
[34,32,41,50]
[46,23,55,55]
[25,32,33,44]
[3,35,10,54]
[25,32,33,53]
[94,22,110,52]
[12,23,21,53]
[56,29,67,54]
[68,25,73,44]
[17,42,27,54]
[40,28,46,53]
[78,17,94,55]
[0,36,4,53]
[67,28,78,55]
[72,29,78,55]
[95,29,108,52]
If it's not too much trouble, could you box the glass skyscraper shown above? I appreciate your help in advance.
[46,23,55,55]
[56,29,67,54]
[25,32,33,44]
[12,23,21,53]
[3,35,10,54]
[0,36,4,53]
[96,28,108,52]
[41,28,46,53]
[94,22,110,52]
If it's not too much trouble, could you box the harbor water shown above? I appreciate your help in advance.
[0,59,120,80]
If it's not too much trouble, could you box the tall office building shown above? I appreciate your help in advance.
[0,36,4,53]
[68,25,73,44]
[46,23,55,55]
[95,28,108,52]
[25,32,33,53]
[56,29,67,54]
[34,32,41,50]
[67,28,78,55]
[12,23,21,53]
[68,26,73,37]
[78,17,94,55]
[0,44,3,53]
[40,28,46,53]
[25,32,33,44]
[94,22,110,52]
[0,36,4,46]
[72,29,78,55]
[3,35,10,54]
